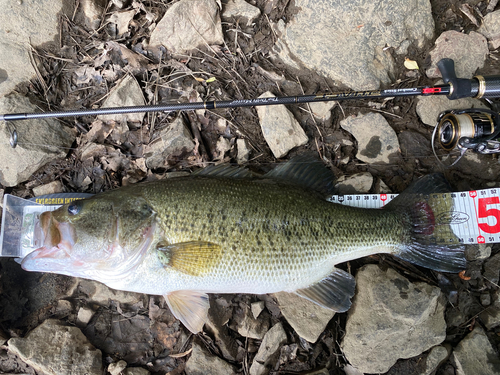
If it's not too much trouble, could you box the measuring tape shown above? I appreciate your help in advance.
[330,188,500,245]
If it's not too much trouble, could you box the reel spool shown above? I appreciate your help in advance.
[432,108,500,166]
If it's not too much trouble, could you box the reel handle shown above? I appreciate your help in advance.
[437,58,500,99]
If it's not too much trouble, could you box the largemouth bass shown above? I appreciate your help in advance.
[21,157,466,333]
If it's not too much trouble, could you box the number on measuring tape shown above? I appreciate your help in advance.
[478,197,500,234]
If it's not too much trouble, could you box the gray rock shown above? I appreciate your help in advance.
[144,116,195,169]
[342,265,447,374]
[236,138,251,164]
[78,279,145,306]
[0,0,73,97]
[206,296,239,361]
[417,345,449,375]
[185,340,237,375]
[340,112,400,164]
[479,10,500,49]
[452,326,500,375]
[98,74,146,124]
[480,292,500,330]
[8,319,102,375]
[79,0,106,29]
[308,101,336,121]
[416,95,488,127]
[149,0,224,54]
[465,244,492,261]
[234,303,270,340]
[32,181,64,196]
[249,322,287,375]
[108,360,127,375]
[76,306,94,327]
[335,172,373,195]
[222,0,261,26]
[275,292,334,343]
[426,31,488,79]
[123,368,150,375]
[275,0,433,90]
[256,91,308,158]
[0,94,76,187]
[251,301,265,319]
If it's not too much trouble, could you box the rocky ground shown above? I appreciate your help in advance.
[0,0,500,374]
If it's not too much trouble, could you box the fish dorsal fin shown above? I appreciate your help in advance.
[157,241,222,276]
[264,155,337,197]
[192,164,254,178]
[294,268,356,312]
[164,291,209,333]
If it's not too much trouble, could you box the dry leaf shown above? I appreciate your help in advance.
[205,77,216,83]
[404,58,419,70]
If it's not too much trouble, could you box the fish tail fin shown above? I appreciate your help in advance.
[385,174,466,273]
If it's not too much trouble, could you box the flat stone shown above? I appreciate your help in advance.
[236,138,251,164]
[484,252,500,285]
[342,265,447,374]
[144,116,195,169]
[416,95,488,127]
[251,301,265,319]
[465,244,491,261]
[123,368,150,375]
[98,75,146,124]
[0,94,76,187]
[79,0,106,29]
[249,322,287,375]
[32,181,64,196]
[0,0,73,97]
[108,360,127,375]
[234,303,270,340]
[185,340,237,375]
[222,0,261,26]
[8,319,102,375]
[426,31,488,79]
[308,101,336,121]
[335,172,373,194]
[479,10,500,49]
[452,326,500,375]
[78,279,145,306]
[149,0,224,54]
[275,292,334,343]
[256,91,308,158]
[340,112,400,164]
[417,345,449,375]
[275,0,433,90]
[76,306,94,327]
[480,292,500,330]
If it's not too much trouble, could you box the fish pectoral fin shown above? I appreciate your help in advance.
[164,291,209,334]
[156,241,222,276]
[294,267,356,312]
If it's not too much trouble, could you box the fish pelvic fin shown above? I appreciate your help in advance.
[294,268,356,312]
[386,174,466,273]
[164,291,209,334]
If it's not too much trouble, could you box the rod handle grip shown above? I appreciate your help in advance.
[437,58,472,100]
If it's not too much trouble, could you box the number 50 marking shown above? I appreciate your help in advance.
[478,197,500,234]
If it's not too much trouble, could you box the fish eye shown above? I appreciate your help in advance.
[67,201,82,216]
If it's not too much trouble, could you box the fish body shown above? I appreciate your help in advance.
[21,157,466,333]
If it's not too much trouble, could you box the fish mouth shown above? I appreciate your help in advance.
[21,211,78,273]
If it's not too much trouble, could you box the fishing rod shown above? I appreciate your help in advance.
[2,58,500,147]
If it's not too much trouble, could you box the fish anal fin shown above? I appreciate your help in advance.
[164,291,209,333]
[295,268,356,313]
[157,241,222,276]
